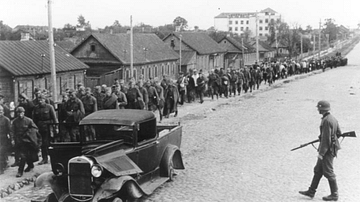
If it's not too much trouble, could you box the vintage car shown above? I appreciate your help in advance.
[35,109,184,202]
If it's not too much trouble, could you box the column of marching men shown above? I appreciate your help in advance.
[0,52,346,177]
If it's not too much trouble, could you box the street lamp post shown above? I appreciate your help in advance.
[179,34,182,74]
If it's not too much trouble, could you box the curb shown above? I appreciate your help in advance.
[0,173,40,198]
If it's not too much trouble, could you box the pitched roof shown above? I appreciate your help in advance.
[249,40,273,52]
[167,32,226,55]
[179,51,196,65]
[73,33,179,65]
[218,36,247,53]
[214,8,277,18]
[0,40,88,76]
[260,8,277,14]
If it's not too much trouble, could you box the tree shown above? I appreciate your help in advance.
[323,18,338,43]
[173,16,188,31]
[154,24,175,39]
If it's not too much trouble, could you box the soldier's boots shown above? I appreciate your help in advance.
[323,180,338,201]
[299,174,322,198]
[299,188,316,198]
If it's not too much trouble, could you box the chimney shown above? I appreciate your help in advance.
[126,28,131,34]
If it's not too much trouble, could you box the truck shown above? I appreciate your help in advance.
[35,109,184,202]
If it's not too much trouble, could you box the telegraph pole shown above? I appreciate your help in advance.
[179,34,182,73]
[130,15,134,80]
[300,34,303,57]
[255,11,259,63]
[241,38,245,68]
[318,19,321,58]
[48,0,57,102]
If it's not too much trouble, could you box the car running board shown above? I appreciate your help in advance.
[140,177,170,194]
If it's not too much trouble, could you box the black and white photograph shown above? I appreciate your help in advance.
[0,0,359,201]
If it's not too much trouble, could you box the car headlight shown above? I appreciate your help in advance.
[91,164,103,178]
[54,163,65,176]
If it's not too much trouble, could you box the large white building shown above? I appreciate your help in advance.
[214,8,281,38]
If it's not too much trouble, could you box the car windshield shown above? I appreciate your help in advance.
[52,124,134,144]
[82,124,134,144]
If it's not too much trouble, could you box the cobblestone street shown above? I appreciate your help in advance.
[1,43,360,201]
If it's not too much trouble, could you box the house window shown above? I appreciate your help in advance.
[229,27,232,31]
[148,66,152,78]
[133,69,137,80]
[241,20,243,24]
[246,27,249,30]
[265,19,269,23]
[90,44,96,52]
[259,33,263,36]
[240,27,244,31]
[141,67,145,78]
[259,26,263,31]
[246,20,249,24]
[259,20,263,24]
[229,20,232,25]
[155,65,158,77]
[235,27,238,31]
[265,26,268,30]
[235,21,238,24]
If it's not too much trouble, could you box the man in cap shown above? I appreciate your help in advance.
[81,87,97,117]
[65,89,85,141]
[32,94,58,165]
[17,93,35,118]
[93,86,105,110]
[12,107,41,177]
[299,100,341,201]
[0,105,12,174]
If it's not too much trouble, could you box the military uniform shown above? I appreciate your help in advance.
[299,101,341,201]
[0,114,11,173]
[81,95,97,116]
[65,97,85,141]
[126,87,143,109]
[12,113,40,177]
[33,102,58,164]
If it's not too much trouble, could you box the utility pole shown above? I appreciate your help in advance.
[48,0,57,102]
[130,15,133,80]
[255,11,259,63]
[241,38,245,68]
[313,34,316,53]
[318,19,321,58]
[179,34,182,73]
[300,34,303,57]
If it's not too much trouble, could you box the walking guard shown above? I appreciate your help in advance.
[299,100,341,201]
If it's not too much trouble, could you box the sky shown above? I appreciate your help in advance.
[0,0,359,30]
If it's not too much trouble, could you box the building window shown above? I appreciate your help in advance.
[259,20,263,24]
[90,44,96,52]
[241,20,243,24]
[229,20,232,25]
[240,27,244,31]
[265,19,269,23]
[235,27,238,31]
[259,33,263,36]
[265,26,268,30]
[235,21,238,24]
[246,27,249,30]
[229,27,232,31]
[246,20,249,24]
[259,26,263,31]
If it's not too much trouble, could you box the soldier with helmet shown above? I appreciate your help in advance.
[12,107,41,177]
[299,100,341,201]
[32,94,58,165]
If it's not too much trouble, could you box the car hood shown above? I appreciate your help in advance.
[92,150,143,177]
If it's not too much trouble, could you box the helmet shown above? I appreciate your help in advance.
[16,106,25,113]
[317,100,330,111]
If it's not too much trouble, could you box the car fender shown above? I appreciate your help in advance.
[92,175,148,201]
[160,145,185,177]
[35,172,70,202]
